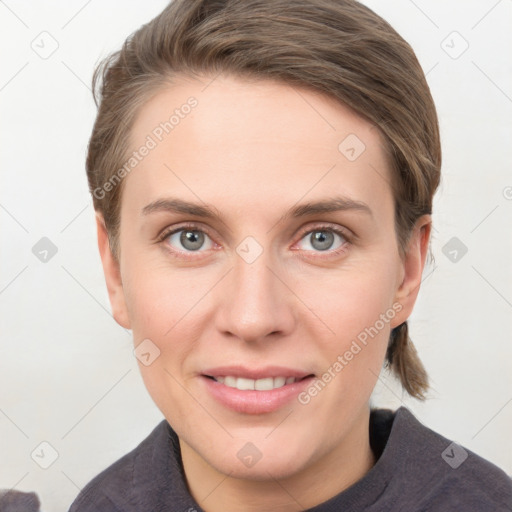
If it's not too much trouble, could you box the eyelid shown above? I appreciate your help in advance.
[156,223,222,259]
[290,222,353,261]
[155,221,353,259]
[156,222,352,242]
[156,222,216,243]
[294,222,353,244]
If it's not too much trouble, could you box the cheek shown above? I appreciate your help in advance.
[122,263,210,419]
[122,257,211,339]
[298,258,398,342]
[295,257,398,395]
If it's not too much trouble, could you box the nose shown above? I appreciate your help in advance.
[214,248,296,344]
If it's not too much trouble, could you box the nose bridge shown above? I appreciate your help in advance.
[217,243,293,341]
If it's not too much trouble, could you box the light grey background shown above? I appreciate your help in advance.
[1,1,511,510]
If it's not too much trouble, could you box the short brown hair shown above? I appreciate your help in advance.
[87,0,441,399]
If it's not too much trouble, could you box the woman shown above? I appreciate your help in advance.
[70,0,512,510]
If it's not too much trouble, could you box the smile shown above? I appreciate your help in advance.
[201,367,315,414]
[212,376,298,391]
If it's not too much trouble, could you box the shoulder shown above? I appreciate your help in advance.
[68,420,172,512]
[385,407,512,511]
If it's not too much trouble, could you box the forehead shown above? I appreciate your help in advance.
[122,73,393,219]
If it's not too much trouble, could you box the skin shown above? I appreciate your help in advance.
[97,73,431,511]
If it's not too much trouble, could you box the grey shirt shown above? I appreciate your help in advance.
[69,407,512,511]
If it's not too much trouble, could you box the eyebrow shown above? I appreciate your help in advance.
[141,196,372,221]
[285,196,372,219]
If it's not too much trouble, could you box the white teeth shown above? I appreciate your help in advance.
[224,376,236,387]
[273,376,286,388]
[236,377,255,390]
[255,377,273,391]
[215,376,297,390]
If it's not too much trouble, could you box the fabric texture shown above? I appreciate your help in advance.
[68,407,512,511]
[0,490,41,512]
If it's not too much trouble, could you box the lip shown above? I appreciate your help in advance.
[201,366,315,414]
[202,365,312,380]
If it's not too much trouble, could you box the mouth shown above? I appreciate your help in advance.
[201,367,316,414]
[203,374,312,391]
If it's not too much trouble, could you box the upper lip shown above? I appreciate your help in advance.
[202,365,314,380]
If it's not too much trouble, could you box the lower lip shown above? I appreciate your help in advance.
[201,375,315,414]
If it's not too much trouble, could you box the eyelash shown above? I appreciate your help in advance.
[156,222,352,261]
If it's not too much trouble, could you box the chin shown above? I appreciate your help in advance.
[193,431,318,481]
[213,451,311,482]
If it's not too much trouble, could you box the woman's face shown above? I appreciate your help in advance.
[100,74,426,481]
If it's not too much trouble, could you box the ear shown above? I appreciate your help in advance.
[96,214,131,329]
[391,214,432,328]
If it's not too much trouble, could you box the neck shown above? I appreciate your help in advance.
[179,407,375,512]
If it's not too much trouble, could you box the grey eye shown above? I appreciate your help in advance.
[180,230,205,251]
[309,231,334,251]
[166,229,213,252]
[296,229,346,252]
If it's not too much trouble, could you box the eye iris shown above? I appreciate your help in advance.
[310,231,334,251]
[180,230,204,251]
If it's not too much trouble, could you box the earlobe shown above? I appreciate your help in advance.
[96,214,131,329]
[391,215,432,327]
